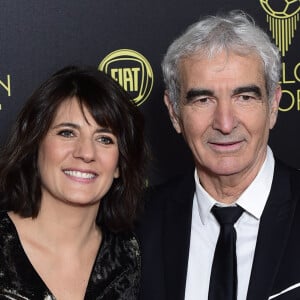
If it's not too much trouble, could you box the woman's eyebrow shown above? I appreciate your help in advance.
[52,122,79,129]
[52,123,112,133]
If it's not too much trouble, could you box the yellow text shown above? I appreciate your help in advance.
[110,67,140,92]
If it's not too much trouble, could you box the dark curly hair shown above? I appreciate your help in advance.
[0,66,148,232]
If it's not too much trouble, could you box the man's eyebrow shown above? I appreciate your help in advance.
[185,89,214,102]
[232,85,262,97]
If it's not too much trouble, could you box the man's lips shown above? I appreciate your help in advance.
[210,141,242,146]
[208,140,245,152]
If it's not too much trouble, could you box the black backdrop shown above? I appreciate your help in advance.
[0,1,299,185]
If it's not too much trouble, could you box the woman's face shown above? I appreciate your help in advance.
[38,97,119,208]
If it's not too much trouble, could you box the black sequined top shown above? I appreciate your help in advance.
[0,212,140,299]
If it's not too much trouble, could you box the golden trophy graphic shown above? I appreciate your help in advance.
[260,0,300,56]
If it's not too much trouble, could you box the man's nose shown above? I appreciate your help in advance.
[212,100,238,134]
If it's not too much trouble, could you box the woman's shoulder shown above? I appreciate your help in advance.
[96,229,141,274]
[0,211,20,252]
[88,230,140,299]
[103,230,140,261]
[0,211,13,234]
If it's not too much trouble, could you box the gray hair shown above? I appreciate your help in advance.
[162,10,281,111]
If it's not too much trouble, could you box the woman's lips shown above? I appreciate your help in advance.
[63,169,98,182]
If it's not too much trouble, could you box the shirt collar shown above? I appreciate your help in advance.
[195,146,275,224]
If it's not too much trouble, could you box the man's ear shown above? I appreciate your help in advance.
[164,92,182,133]
[269,85,282,129]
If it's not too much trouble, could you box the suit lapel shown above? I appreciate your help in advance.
[247,161,297,300]
[163,172,195,300]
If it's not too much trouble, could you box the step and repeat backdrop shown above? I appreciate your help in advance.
[0,0,299,185]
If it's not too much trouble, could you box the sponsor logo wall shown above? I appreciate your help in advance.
[0,0,299,185]
[99,49,154,106]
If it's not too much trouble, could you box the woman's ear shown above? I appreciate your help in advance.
[114,167,120,179]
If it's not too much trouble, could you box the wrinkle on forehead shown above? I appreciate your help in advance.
[179,51,266,96]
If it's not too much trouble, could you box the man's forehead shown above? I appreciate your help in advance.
[178,52,266,91]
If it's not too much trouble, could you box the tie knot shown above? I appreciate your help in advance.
[211,205,244,226]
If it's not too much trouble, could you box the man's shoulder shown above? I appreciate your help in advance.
[273,159,300,217]
[146,170,195,203]
[274,158,300,192]
[136,170,195,231]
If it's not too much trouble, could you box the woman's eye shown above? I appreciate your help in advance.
[98,136,114,145]
[57,130,74,138]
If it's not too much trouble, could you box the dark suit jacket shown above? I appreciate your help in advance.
[136,160,300,300]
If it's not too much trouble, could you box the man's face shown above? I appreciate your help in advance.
[165,51,281,179]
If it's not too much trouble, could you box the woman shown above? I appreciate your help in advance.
[0,66,147,299]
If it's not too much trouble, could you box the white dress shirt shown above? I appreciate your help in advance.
[184,147,275,300]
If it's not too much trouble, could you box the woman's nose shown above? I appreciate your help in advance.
[73,137,96,162]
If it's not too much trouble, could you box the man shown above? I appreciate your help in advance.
[137,10,300,300]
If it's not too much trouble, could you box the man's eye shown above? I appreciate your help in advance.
[57,130,74,138]
[190,97,210,105]
[239,95,253,101]
[197,97,209,103]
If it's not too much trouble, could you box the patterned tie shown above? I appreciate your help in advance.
[208,205,244,300]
